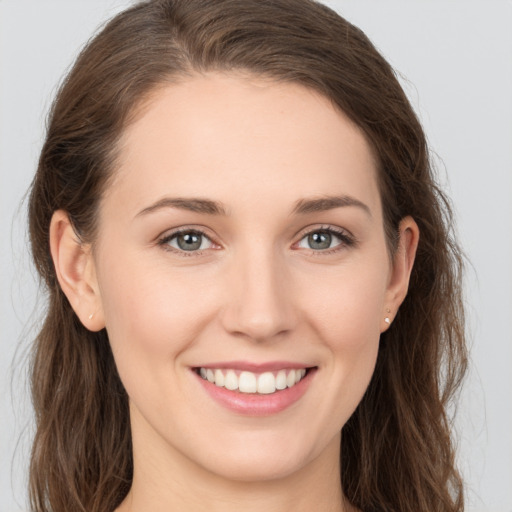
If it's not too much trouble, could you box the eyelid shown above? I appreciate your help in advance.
[157,226,221,256]
[156,223,356,257]
[292,224,356,253]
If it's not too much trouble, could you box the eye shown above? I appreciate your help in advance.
[160,229,215,252]
[296,227,353,251]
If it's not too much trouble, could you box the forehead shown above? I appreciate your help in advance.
[105,72,381,220]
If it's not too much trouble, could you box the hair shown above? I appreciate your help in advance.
[27,1,467,511]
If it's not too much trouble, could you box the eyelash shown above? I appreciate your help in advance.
[295,225,356,256]
[157,225,356,257]
[157,227,217,257]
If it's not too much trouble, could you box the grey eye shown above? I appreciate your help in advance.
[167,231,213,251]
[308,232,332,250]
[297,230,344,251]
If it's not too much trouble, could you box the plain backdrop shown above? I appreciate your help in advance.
[1,1,511,511]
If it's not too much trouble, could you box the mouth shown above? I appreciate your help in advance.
[192,363,317,416]
[195,367,310,394]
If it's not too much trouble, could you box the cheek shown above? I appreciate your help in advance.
[96,254,219,369]
[303,259,387,401]
[303,258,388,345]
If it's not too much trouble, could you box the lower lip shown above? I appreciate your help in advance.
[194,369,316,416]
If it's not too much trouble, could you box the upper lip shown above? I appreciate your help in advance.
[194,361,315,372]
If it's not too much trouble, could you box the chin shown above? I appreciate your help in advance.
[202,451,308,483]
[189,429,336,483]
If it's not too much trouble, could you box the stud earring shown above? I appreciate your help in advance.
[88,313,94,320]
[384,308,391,324]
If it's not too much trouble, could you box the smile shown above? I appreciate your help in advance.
[193,362,316,415]
[197,367,308,394]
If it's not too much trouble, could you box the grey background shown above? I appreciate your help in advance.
[1,1,511,511]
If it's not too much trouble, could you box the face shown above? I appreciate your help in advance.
[90,73,405,483]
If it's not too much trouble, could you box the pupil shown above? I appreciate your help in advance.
[309,232,331,250]
[177,233,202,251]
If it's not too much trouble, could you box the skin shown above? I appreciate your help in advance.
[50,72,419,512]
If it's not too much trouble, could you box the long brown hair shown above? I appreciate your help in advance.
[28,1,467,511]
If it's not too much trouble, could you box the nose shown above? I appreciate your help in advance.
[219,246,297,342]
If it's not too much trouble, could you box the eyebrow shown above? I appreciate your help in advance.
[135,197,228,218]
[135,194,371,218]
[292,195,371,217]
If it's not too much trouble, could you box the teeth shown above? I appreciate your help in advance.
[275,370,287,390]
[197,367,308,394]
[257,372,276,394]
[286,369,296,388]
[214,369,224,387]
[239,371,257,393]
[224,370,238,391]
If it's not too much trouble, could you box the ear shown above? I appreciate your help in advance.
[49,210,105,331]
[381,216,419,332]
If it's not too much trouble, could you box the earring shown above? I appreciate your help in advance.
[88,313,94,320]
[384,308,391,324]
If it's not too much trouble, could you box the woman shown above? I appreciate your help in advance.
[27,0,467,511]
